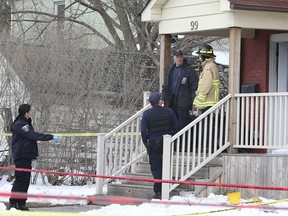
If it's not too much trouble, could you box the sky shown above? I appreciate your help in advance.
[0,172,288,216]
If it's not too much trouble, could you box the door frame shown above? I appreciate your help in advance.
[269,33,288,92]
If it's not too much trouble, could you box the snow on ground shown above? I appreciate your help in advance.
[0,175,288,215]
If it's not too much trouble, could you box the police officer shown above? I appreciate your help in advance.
[9,104,59,211]
[193,44,220,113]
[162,50,198,129]
[141,92,180,199]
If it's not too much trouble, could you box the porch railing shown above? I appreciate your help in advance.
[96,92,288,196]
[95,104,150,194]
[162,94,231,199]
[234,92,288,149]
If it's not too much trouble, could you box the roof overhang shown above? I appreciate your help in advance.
[141,0,169,22]
[141,0,288,38]
[229,0,288,13]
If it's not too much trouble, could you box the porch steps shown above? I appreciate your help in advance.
[107,155,223,199]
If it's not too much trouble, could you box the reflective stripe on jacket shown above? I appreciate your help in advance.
[193,58,220,109]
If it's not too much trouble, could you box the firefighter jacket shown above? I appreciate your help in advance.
[193,58,220,109]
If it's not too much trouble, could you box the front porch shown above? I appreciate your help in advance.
[95,92,288,200]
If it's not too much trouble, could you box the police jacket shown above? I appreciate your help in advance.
[193,58,220,109]
[11,116,53,161]
[162,59,198,108]
[141,106,180,144]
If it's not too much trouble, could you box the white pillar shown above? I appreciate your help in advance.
[162,134,172,200]
[228,27,242,153]
[143,91,151,107]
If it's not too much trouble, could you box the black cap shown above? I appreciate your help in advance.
[149,92,163,106]
[173,49,183,56]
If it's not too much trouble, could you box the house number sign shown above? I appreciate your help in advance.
[190,21,199,30]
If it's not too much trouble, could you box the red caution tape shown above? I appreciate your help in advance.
[1,166,288,192]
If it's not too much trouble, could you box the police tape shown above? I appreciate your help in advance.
[2,192,288,216]
[172,197,288,216]
[2,166,288,192]
[0,133,102,137]
[0,211,110,216]
[1,212,85,216]
[2,191,288,213]
[0,132,140,137]
[171,198,262,216]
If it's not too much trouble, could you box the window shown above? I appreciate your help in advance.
[54,1,65,17]
[54,1,65,31]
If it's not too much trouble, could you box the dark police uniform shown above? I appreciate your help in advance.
[162,58,198,129]
[10,116,53,208]
[141,101,179,198]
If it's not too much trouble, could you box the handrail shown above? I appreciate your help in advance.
[162,95,231,199]
[171,94,232,142]
[95,92,288,197]
[97,103,151,191]
[104,104,151,138]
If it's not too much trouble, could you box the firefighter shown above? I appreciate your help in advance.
[193,44,220,113]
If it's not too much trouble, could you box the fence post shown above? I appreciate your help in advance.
[96,134,105,194]
[143,91,151,108]
[162,134,172,200]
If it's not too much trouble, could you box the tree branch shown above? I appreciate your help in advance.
[9,10,113,46]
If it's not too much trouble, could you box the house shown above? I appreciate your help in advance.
[2,0,288,200]
[93,0,288,200]
[141,0,288,149]
[138,0,288,199]
[0,51,26,165]
[10,0,117,49]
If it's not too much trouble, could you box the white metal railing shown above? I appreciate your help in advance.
[235,92,288,149]
[96,103,151,194]
[162,95,231,199]
[96,92,288,197]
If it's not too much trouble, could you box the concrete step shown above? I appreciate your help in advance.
[107,183,154,199]
[122,173,154,186]
[106,155,223,199]
[136,161,222,178]
[107,183,180,199]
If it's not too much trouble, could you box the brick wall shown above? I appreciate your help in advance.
[241,30,288,92]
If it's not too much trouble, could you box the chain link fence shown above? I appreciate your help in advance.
[0,39,159,185]
[0,39,228,185]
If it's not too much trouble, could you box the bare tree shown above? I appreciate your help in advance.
[0,0,11,36]
[0,0,226,185]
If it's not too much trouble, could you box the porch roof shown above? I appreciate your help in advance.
[141,0,288,37]
[229,0,288,12]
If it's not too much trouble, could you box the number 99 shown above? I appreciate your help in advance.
[190,21,198,30]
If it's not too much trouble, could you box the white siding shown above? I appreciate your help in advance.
[142,0,288,36]
[162,1,221,20]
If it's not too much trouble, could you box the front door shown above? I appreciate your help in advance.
[269,34,288,92]
[278,42,288,92]
[269,34,288,146]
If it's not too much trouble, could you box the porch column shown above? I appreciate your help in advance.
[228,27,241,153]
[159,34,171,90]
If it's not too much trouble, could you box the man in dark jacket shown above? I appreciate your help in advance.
[141,92,180,199]
[9,104,58,211]
[162,50,198,129]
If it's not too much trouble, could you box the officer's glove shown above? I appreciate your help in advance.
[53,136,59,141]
